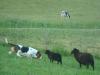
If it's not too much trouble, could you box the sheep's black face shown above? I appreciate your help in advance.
[71,48,79,54]
[45,50,50,54]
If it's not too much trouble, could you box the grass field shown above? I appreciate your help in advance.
[0,0,100,75]
[0,0,100,28]
[0,28,100,57]
[0,45,100,75]
[0,28,100,75]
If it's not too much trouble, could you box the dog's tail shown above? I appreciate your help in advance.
[5,38,16,46]
[5,38,8,44]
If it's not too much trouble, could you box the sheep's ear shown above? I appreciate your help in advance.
[45,48,47,51]
[73,48,77,50]
[45,48,48,50]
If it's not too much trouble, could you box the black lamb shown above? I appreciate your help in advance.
[45,50,62,64]
[71,48,94,70]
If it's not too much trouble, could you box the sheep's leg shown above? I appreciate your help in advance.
[92,65,94,70]
[80,63,82,68]
[51,60,53,63]
[86,65,89,69]
[50,59,53,63]
[50,59,52,62]
[90,63,94,70]
[57,61,59,64]
[60,61,62,64]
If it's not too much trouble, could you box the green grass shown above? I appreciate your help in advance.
[0,18,100,28]
[0,45,100,75]
[0,0,100,75]
[0,0,100,28]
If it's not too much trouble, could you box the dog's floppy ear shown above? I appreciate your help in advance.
[36,51,42,59]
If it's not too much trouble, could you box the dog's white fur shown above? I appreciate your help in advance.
[5,38,42,59]
[16,45,38,58]
[11,44,40,58]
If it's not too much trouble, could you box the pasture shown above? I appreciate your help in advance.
[0,0,100,75]
[0,28,100,75]
[0,44,100,75]
[0,0,100,28]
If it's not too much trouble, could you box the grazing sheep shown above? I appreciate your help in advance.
[45,50,62,64]
[71,48,94,70]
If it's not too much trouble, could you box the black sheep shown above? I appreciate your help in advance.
[71,48,94,70]
[45,50,62,64]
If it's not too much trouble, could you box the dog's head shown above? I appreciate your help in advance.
[8,45,20,54]
[36,51,42,59]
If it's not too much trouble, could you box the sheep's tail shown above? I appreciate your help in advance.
[5,38,16,46]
